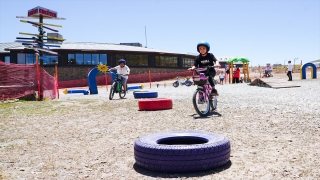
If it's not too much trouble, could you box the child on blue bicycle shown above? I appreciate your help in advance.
[109,59,130,92]
[189,41,219,96]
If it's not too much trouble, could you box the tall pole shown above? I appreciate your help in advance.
[35,53,40,101]
[55,63,59,99]
[148,70,151,88]
[39,15,44,101]
[145,26,147,48]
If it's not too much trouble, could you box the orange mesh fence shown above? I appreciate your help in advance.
[0,61,56,100]
[58,71,192,88]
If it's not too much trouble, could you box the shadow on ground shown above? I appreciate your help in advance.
[190,111,222,119]
[133,160,232,178]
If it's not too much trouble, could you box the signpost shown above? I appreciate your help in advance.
[16,7,66,101]
[28,6,58,18]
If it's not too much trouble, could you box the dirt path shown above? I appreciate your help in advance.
[0,72,319,179]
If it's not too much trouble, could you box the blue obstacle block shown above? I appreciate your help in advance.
[127,85,143,90]
[64,89,89,95]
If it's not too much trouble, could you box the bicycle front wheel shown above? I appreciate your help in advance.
[119,84,126,99]
[192,89,210,116]
[185,80,192,87]
[109,82,116,100]
[173,81,179,88]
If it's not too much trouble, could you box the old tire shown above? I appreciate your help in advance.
[134,131,230,173]
[133,90,148,95]
[138,98,173,111]
[134,91,158,99]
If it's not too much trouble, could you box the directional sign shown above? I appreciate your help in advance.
[20,20,62,27]
[16,37,64,42]
[24,46,58,55]
[22,42,61,48]
[19,32,65,41]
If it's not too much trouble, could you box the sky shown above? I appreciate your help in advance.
[0,0,319,66]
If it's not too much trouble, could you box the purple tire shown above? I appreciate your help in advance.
[134,131,230,173]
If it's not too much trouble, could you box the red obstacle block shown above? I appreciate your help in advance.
[138,98,173,111]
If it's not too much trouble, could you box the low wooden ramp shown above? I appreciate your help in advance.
[249,78,300,88]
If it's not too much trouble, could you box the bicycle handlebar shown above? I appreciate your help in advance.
[107,70,129,76]
[188,65,219,71]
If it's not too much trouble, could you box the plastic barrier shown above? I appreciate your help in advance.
[300,63,317,79]
[134,91,158,99]
[63,89,89,95]
[127,84,144,90]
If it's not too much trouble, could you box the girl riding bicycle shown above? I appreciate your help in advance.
[189,41,219,96]
[109,59,130,92]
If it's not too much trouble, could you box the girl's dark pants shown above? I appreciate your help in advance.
[287,71,292,80]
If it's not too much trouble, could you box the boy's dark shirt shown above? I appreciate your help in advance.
[194,53,217,76]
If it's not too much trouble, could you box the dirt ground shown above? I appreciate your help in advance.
[0,72,319,179]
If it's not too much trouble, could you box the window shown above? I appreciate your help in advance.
[17,53,58,65]
[68,54,75,64]
[67,53,107,65]
[116,54,148,66]
[40,55,58,65]
[26,54,34,64]
[17,53,26,64]
[100,54,107,64]
[92,54,99,65]
[84,54,91,65]
[155,56,178,67]
[183,57,194,67]
[76,54,83,65]
[4,56,10,63]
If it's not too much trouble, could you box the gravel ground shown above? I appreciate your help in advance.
[0,72,320,179]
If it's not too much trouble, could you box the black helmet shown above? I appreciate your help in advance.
[197,41,210,53]
[119,59,126,65]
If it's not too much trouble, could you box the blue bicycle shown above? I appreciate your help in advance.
[173,76,192,87]
[107,71,128,100]
[190,67,218,116]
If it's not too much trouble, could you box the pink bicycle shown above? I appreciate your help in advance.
[190,67,218,116]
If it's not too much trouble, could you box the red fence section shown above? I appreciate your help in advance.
[58,71,192,88]
[0,61,56,100]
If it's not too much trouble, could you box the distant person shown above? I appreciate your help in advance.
[219,71,225,85]
[225,64,230,75]
[109,59,130,92]
[233,67,240,83]
[265,62,273,77]
[286,60,293,81]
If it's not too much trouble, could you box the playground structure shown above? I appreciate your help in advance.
[227,57,250,83]
[300,62,317,79]
[249,77,300,89]
[64,64,109,95]
[16,6,65,101]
